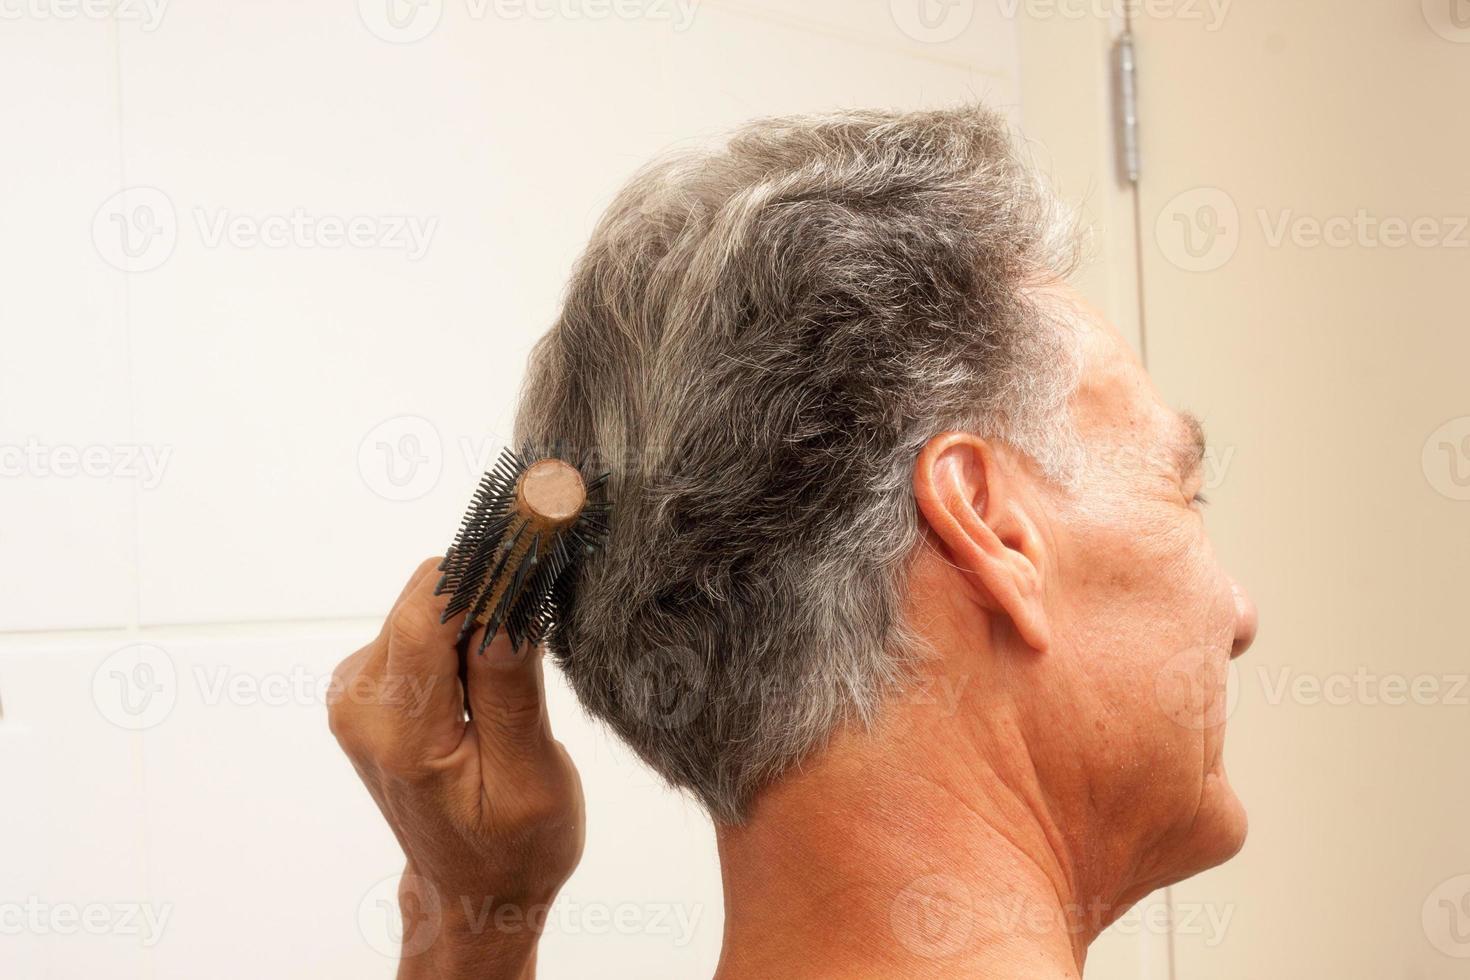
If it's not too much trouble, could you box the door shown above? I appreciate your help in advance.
[1132,3,1470,977]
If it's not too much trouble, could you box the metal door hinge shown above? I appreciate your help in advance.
[1115,32,1140,184]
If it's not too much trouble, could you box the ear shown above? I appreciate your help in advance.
[913,432,1051,653]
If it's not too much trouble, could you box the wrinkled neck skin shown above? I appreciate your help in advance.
[711,564,1150,980]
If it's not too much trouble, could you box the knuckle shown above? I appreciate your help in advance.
[326,648,376,751]
[327,700,364,755]
[508,786,565,827]
[479,693,544,745]
[326,662,355,710]
[490,783,566,845]
[327,643,376,706]
[495,791,584,884]
[376,747,433,784]
[387,601,436,653]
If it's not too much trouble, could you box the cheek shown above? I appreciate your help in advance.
[1109,502,1227,622]
[1058,509,1236,741]
[1070,502,1201,614]
[1133,528,1238,709]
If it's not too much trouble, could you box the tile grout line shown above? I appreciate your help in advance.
[111,3,140,638]
[0,617,383,647]
[103,18,163,980]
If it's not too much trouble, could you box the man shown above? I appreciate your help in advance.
[329,105,1257,978]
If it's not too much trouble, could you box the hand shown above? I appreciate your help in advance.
[329,558,586,980]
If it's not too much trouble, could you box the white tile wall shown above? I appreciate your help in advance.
[112,1,1022,628]
[659,3,1022,135]
[0,644,150,979]
[1,5,1157,979]
[704,0,1024,68]
[0,21,134,633]
[535,669,724,979]
[118,4,680,625]
[133,627,401,979]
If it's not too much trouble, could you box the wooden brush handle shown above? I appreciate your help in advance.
[473,459,587,629]
[517,458,587,530]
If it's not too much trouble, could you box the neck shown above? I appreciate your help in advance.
[711,698,1106,980]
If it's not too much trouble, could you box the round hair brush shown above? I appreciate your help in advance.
[435,445,610,710]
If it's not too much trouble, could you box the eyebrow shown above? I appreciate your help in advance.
[1175,411,1207,479]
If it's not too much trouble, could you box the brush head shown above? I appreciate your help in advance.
[435,444,611,655]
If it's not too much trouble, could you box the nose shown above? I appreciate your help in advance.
[1230,579,1258,659]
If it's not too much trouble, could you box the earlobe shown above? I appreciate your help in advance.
[913,432,1052,653]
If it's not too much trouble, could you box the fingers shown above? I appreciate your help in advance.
[332,557,586,907]
[332,557,569,807]
[395,556,443,613]
[382,557,479,757]
[329,558,468,774]
[384,559,463,680]
[465,629,563,792]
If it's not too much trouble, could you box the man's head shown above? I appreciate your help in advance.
[906,285,1257,900]
[514,105,1255,891]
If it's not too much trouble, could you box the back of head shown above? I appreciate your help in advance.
[514,104,1079,823]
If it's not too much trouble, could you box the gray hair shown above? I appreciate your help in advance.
[514,105,1081,823]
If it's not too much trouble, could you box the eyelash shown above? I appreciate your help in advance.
[1192,492,1211,507]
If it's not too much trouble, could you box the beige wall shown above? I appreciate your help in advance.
[1131,2,1470,977]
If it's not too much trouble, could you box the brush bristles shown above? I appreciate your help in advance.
[436,445,610,654]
